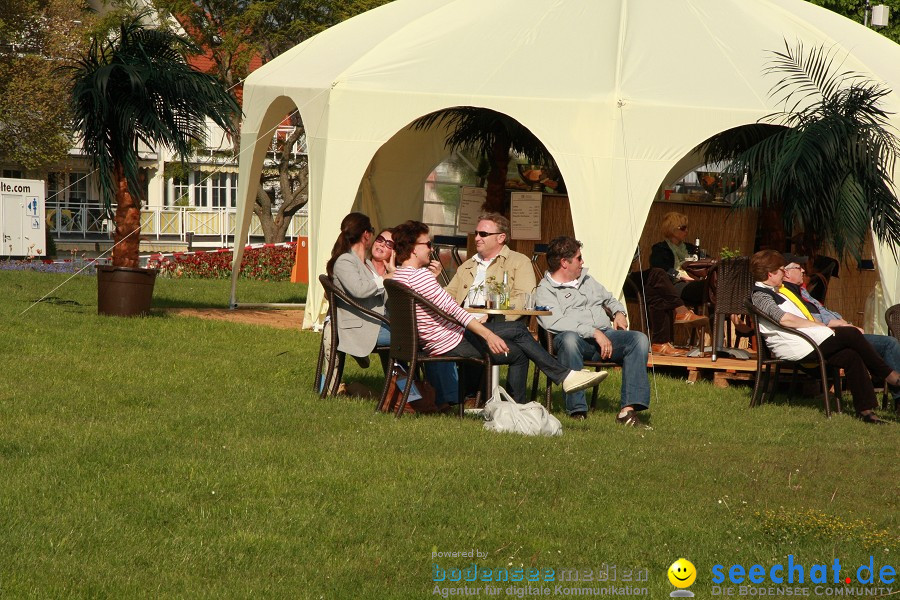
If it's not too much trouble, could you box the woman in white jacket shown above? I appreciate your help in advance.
[749,249,899,424]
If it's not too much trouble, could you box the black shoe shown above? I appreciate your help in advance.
[569,411,587,421]
[857,411,888,425]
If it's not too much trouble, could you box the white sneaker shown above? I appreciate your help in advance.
[562,369,609,394]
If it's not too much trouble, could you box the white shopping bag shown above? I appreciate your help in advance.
[482,386,562,436]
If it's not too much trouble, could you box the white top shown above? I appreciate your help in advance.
[754,283,834,361]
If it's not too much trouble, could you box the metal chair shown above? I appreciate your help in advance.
[530,243,548,281]
[882,304,900,410]
[708,257,754,361]
[529,323,618,410]
[745,300,842,417]
[381,279,492,417]
[314,274,391,398]
[431,235,469,285]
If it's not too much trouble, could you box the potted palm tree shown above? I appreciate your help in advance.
[412,107,556,214]
[701,41,900,260]
[67,12,241,316]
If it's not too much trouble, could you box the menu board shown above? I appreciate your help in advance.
[456,186,486,234]
[510,192,542,240]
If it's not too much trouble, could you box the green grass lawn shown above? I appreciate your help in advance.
[0,270,897,598]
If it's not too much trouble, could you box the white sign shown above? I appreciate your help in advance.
[510,192,542,240]
[456,186,486,235]
[0,179,46,256]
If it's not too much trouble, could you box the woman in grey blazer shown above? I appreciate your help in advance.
[325,213,391,361]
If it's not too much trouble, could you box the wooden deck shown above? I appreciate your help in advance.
[648,353,757,388]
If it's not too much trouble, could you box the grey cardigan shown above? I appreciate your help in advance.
[332,251,387,357]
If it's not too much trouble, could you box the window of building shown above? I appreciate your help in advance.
[2,169,23,178]
[47,171,90,207]
[166,170,238,208]
[422,151,480,237]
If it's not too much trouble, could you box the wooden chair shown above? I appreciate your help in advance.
[313,274,391,398]
[529,323,618,411]
[708,257,754,361]
[381,279,492,417]
[745,300,842,417]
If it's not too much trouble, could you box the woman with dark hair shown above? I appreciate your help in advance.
[390,220,609,403]
[326,212,390,368]
[749,249,900,424]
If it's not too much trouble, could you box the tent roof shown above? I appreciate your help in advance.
[231,0,900,321]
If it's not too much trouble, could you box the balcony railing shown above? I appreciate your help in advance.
[46,202,309,247]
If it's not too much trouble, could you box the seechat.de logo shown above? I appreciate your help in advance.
[668,558,697,597]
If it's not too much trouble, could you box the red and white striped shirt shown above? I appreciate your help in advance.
[393,266,475,355]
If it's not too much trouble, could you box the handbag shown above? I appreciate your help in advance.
[381,365,440,414]
[681,258,717,280]
[482,385,562,436]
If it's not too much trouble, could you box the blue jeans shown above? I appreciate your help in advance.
[864,333,900,401]
[377,324,459,404]
[553,329,650,415]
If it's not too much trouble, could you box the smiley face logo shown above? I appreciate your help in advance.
[667,558,697,588]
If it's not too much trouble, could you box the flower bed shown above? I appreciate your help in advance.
[149,242,297,281]
[0,258,103,275]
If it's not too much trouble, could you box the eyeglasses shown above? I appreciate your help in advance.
[474,231,502,238]
[415,240,433,249]
[374,235,394,249]
[676,225,688,231]
[567,254,584,263]
[366,226,375,233]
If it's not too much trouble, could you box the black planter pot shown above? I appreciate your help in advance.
[97,265,158,317]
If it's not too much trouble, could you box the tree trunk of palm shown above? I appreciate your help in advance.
[483,133,510,213]
[111,161,141,267]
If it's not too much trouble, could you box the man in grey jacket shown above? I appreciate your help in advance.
[535,236,651,426]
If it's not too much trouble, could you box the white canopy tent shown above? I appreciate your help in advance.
[229,0,900,328]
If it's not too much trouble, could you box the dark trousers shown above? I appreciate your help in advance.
[803,326,893,413]
[629,268,684,344]
[452,321,569,403]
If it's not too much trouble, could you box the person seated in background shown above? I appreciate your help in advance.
[390,220,609,404]
[749,249,900,424]
[779,252,900,410]
[326,213,457,404]
[650,211,707,308]
[444,212,535,318]
[535,236,651,426]
[630,211,707,356]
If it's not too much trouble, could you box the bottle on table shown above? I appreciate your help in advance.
[500,271,510,310]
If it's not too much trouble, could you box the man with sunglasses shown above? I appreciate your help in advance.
[779,252,900,412]
[445,213,535,319]
[536,236,652,426]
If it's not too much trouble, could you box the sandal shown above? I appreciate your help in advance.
[857,411,888,425]
[616,409,650,429]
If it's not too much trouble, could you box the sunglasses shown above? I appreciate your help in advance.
[415,240,433,249]
[474,231,502,238]
[676,225,688,231]
[567,254,584,263]
[374,235,394,249]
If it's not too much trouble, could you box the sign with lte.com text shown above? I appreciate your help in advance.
[0,178,46,257]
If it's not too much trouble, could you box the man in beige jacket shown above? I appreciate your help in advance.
[445,212,535,320]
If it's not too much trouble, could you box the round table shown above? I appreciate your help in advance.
[465,307,552,394]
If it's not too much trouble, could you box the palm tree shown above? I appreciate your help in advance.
[412,107,555,213]
[701,40,900,260]
[67,12,241,267]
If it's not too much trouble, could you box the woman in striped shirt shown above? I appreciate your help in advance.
[391,220,609,403]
